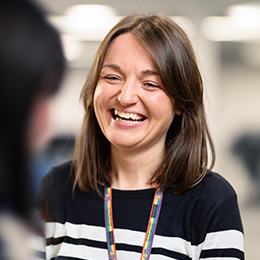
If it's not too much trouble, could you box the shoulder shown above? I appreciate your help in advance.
[166,171,240,218]
[194,171,237,203]
[165,171,238,209]
[40,160,75,222]
[190,172,244,251]
[42,160,73,187]
[188,172,243,232]
[41,160,74,201]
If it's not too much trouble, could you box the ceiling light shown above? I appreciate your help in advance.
[201,2,260,42]
[48,4,120,41]
[65,4,117,31]
[228,2,260,29]
[228,2,260,19]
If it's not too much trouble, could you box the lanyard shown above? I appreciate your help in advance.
[104,181,164,260]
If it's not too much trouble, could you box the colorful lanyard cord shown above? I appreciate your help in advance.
[104,181,164,260]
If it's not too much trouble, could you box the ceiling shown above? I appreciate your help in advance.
[34,0,260,68]
[35,0,252,17]
[30,0,260,138]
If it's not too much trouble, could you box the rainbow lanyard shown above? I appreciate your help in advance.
[104,182,164,260]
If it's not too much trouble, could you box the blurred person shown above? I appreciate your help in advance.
[41,14,244,259]
[0,0,65,259]
[232,132,260,206]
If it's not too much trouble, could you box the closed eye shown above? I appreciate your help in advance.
[144,82,160,88]
[105,76,119,81]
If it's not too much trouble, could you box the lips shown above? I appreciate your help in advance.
[112,109,145,124]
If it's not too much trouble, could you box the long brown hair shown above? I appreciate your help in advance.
[73,13,215,196]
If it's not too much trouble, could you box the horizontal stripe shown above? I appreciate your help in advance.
[46,222,192,255]
[46,236,191,260]
[46,243,108,260]
[153,234,192,257]
[116,250,179,260]
[46,236,107,249]
[47,243,184,260]
[46,222,106,242]
[200,258,242,260]
[46,222,244,260]
[151,247,191,260]
[201,230,244,251]
[49,257,90,260]
[194,230,244,259]
[200,248,244,259]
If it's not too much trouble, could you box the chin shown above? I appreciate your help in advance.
[110,138,141,150]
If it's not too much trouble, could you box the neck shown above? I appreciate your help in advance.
[110,144,165,190]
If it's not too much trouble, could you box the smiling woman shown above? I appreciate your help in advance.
[41,13,244,260]
[94,32,177,156]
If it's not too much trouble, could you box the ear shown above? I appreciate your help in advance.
[175,109,182,116]
[174,104,182,116]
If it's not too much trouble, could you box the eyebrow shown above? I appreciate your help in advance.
[141,69,159,76]
[102,64,122,72]
[101,64,159,76]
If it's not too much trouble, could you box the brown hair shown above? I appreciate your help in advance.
[73,13,215,195]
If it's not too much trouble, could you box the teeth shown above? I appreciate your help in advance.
[115,117,141,124]
[114,109,144,121]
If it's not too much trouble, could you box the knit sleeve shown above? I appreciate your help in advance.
[192,174,244,259]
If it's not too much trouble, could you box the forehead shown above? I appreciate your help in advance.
[103,33,157,71]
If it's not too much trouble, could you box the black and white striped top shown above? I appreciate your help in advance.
[41,161,244,260]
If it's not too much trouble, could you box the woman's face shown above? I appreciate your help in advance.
[94,33,180,152]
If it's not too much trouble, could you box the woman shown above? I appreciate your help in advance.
[41,14,244,259]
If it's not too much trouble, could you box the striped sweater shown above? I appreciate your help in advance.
[41,161,244,260]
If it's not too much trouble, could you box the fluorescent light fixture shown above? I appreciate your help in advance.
[65,4,117,31]
[228,3,260,30]
[201,2,260,42]
[228,2,260,20]
[201,16,260,41]
[48,4,120,41]
[49,12,195,42]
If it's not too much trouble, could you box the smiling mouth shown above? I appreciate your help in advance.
[112,109,146,124]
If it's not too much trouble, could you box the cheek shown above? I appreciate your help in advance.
[93,91,100,127]
[93,83,107,108]
[156,96,176,132]
[93,85,103,117]
[93,84,101,105]
[153,94,175,118]
[93,84,109,128]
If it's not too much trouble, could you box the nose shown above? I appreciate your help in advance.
[117,80,139,107]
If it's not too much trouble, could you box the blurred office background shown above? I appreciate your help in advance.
[32,0,260,258]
